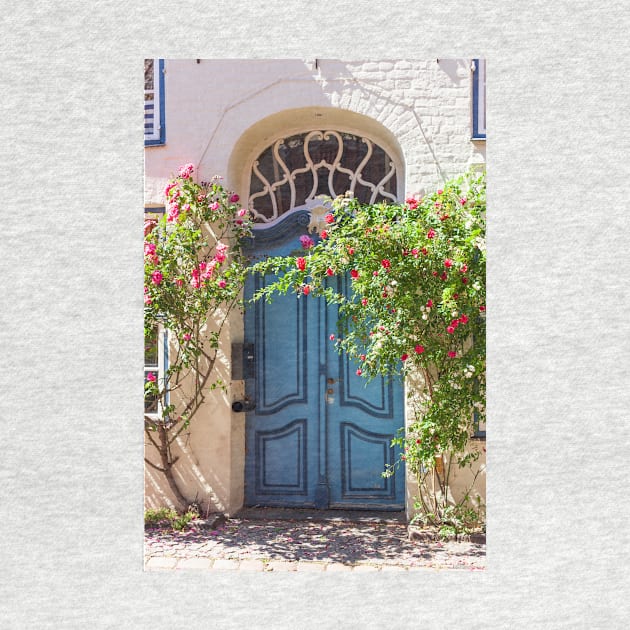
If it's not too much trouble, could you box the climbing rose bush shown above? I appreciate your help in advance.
[144,165,252,508]
[251,170,486,528]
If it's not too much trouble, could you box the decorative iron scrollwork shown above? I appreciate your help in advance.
[248,130,397,223]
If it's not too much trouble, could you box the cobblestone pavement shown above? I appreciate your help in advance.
[144,513,485,572]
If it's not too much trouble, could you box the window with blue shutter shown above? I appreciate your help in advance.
[472,59,486,140]
[144,59,165,146]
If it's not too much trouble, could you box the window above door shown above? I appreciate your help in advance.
[248,130,398,224]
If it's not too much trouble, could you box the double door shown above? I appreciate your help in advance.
[243,222,404,510]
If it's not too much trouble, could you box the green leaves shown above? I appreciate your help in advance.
[144,172,252,428]
[249,170,486,493]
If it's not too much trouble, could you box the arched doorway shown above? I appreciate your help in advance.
[240,118,406,510]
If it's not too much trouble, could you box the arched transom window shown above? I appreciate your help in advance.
[248,130,398,223]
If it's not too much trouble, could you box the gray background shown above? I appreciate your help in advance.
[2,1,629,628]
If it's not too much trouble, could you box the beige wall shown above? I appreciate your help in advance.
[144,58,486,519]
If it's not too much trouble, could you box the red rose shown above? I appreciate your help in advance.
[414,345,425,354]
[401,354,408,361]
[356,369,362,376]
[444,259,453,268]
[321,230,328,239]
[381,259,391,268]
[296,257,306,271]
[302,285,310,295]
[350,269,359,279]
[448,351,456,358]
[325,213,334,224]
[427,229,436,239]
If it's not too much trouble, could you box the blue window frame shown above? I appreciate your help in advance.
[472,58,486,140]
[144,59,165,146]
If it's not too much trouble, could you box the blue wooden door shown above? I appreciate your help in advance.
[244,215,405,510]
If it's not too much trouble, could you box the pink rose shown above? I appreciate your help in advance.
[183,333,191,341]
[146,372,156,382]
[144,219,157,237]
[448,351,456,358]
[356,369,362,376]
[300,235,315,249]
[151,271,163,285]
[167,205,180,222]
[238,208,248,217]
[210,202,220,211]
[347,246,355,255]
[218,279,227,288]
[329,334,335,341]
[178,163,195,178]
[229,194,240,203]
[144,242,156,257]
[437,189,443,195]
[361,298,368,306]
[447,326,455,334]
[427,228,436,239]
[164,182,178,197]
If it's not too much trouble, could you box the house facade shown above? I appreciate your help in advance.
[144,59,486,518]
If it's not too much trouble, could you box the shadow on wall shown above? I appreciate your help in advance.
[144,321,237,516]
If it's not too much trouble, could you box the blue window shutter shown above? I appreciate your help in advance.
[472,59,486,140]
[144,59,165,146]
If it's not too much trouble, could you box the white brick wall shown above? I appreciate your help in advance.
[145,58,485,205]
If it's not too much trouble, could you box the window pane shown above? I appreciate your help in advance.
[145,371,158,413]
[144,59,154,91]
[249,131,398,222]
[145,326,158,366]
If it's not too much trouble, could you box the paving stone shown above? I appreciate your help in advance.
[267,561,297,572]
[380,564,408,572]
[212,558,240,571]
[352,564,380,572]
[176,557,213,570]
[145,556,177,570]
[238,559,265,572]
[296,561,326,572]
[324,563,352,572]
